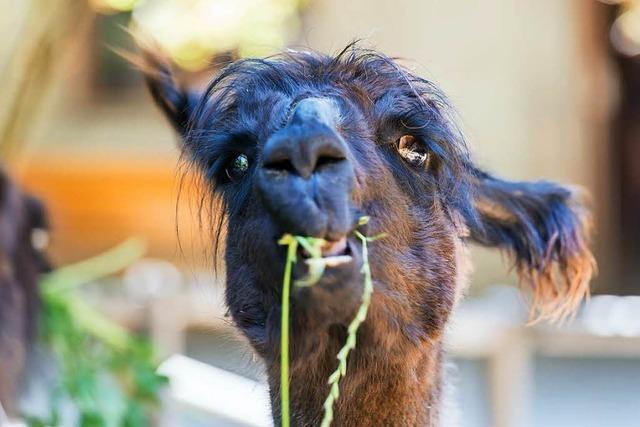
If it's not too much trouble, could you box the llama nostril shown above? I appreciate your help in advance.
[263,158,297,174]
[315,154,346,171]
[262,141,347,178]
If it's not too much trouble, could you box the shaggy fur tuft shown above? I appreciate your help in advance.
[468,170,595,322]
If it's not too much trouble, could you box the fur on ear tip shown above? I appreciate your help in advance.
[118,33,194,132]
[110,26,176,83]
[522,204,597,325]
[522,246,596,325]
[113,46,174,84]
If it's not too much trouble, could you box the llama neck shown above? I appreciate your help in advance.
[269,338,444,426]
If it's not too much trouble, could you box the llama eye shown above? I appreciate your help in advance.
[225,154,250,181]
[397,135,430,168]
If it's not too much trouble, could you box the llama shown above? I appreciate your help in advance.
[0,169,49,417]
[141,45,595,426]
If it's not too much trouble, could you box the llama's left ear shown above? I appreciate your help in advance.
[465,169,596,323]
[128,48,199,135]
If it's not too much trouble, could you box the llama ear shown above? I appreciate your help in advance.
[466,169,596,323]
[127,48,199,135]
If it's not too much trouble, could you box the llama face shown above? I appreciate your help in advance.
[143,45,594,363]
[175,51,475,356]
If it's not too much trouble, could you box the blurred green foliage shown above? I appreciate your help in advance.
[25,240,168,427]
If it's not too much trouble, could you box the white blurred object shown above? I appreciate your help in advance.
[158,354,272,427]
[582,295,640,337]
[123,259,182,300]
[611,4,640,56]
[447,285,527,357]
[0,401,25,427]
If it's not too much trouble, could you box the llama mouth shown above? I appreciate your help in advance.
[299,236,353,267]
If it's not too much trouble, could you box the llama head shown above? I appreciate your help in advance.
[142,45,595,359]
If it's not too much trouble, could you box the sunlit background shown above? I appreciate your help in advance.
[1,0,640,426]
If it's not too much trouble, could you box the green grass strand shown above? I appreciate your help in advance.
[279,224,380,427]
[320,230,374,427]
[279,235,298,427]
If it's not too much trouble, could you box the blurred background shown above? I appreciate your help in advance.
[1,0,640,426]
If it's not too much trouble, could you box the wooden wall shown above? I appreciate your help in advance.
[13,154,212,267]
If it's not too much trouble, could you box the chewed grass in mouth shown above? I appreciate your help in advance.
[277,216,385,427]
[292,235,353,286]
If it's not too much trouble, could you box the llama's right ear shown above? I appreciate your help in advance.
[132,50,198,135]
[464,168,595,323]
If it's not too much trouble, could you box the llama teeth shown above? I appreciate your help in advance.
[321,237,348,257]
[322,255,352,267]
[303,255,352,269]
